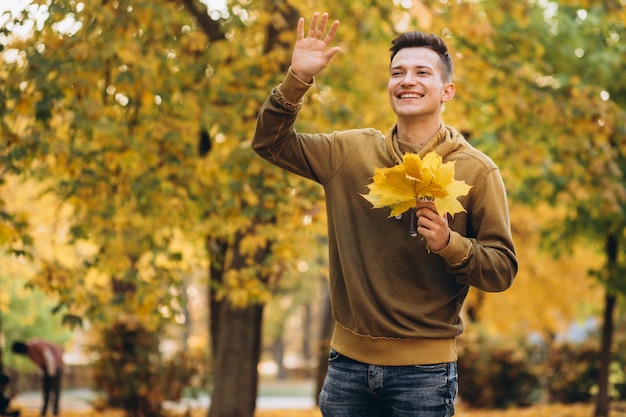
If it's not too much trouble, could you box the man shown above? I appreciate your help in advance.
[11,339,63,417]
[252,12,517,416]
[0,371,20,417]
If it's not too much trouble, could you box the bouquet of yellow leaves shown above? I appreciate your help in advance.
[362,151,472,218]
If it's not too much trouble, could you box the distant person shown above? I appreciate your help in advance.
[0,371,20,417]
[11,339,63,417]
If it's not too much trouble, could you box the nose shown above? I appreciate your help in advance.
[400,73,417,86]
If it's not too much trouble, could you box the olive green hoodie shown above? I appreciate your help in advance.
[252,70,518,366]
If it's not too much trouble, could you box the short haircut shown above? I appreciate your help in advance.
[390,32,454,83]
[11,341,28,355]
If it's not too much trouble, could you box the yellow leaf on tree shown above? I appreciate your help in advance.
[362,151,472,218]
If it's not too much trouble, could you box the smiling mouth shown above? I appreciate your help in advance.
[399,93,422,99]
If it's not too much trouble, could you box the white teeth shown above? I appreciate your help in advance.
[400,93,420,99]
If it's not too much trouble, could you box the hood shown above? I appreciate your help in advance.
[384,123,467,164]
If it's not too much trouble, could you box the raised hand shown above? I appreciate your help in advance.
[291,12,340,82]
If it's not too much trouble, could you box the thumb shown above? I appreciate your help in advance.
[325,46,341,61]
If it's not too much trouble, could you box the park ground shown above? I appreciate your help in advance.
[8,402,626,417]
[8,379,626,417]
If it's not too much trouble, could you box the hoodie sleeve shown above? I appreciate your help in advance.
[251,69,325,182]
[435,165,518,292]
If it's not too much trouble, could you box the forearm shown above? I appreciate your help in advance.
[252,70,318,177]
[42,348,57,376]
[439,232,517,291]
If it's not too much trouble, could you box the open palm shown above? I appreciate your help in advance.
[291,13,341,82]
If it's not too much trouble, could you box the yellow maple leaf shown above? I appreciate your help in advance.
[362,151,472,218]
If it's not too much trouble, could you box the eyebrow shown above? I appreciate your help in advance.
[389,64,434,72]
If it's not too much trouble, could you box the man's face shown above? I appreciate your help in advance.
[388,47,455,121]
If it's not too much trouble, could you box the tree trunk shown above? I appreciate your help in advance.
[208,301,264,417]
[594,234,618,417]
[302,303,312,364]
[207,238,228,358]
[315,285,334,405]
[0,305,4,376]
[207,230,271,417]
[594,292,616,417]
[271,338,287,379]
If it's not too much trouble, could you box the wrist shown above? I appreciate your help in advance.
[289,67,313,84]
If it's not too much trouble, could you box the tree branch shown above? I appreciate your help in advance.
[177,0,225,42]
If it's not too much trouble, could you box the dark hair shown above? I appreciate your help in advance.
[390,31,454,83]
[11,341,28,355]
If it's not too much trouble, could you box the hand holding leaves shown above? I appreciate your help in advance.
[362,151,472,218]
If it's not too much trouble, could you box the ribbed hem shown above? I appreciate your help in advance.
[435,230,472,267]
[330,323,457,366]
[276,68,314,106]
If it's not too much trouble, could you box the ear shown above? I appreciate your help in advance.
[441,82,455,102]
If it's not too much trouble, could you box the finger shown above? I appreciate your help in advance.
[417,215,432,230]
[416,208,437,220]
[296,17,304,41]
[324,20,340,45]
[415,200,436,212]
[308,12,320,38]
[318,12,330,38]
[325,46,341,60]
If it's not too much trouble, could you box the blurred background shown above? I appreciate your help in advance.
[0,1,625,417]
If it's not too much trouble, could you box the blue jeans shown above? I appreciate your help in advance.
[319,349,457,417]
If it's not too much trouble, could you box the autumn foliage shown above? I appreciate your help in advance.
[362,151,472,218]
[1,1,626,417]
